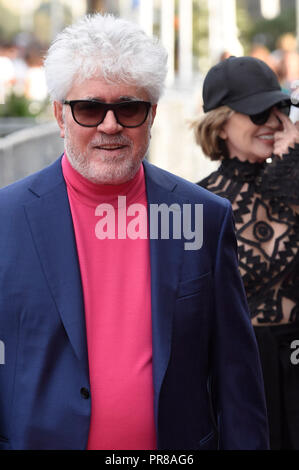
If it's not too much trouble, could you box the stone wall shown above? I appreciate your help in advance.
[0,121,64,188]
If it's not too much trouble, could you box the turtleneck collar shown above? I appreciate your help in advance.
[219,156,267,183]
[61,153,146,208]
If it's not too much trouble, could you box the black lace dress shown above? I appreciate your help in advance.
[198,144,299,449]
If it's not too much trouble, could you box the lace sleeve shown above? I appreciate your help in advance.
[259,143,299,206]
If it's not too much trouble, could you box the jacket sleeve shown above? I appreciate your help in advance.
[211,201,269,450]
[259,143,299,209]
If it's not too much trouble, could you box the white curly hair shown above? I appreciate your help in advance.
[44,13,168,104]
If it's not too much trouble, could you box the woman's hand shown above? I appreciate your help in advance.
[273,109,299,157]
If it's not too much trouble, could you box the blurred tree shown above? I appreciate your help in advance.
[192,0,209,73]
[0,92,47,117]
[33,1,73,45]
[236,0,255,54]
[86,0,107,13]
[238,2,296,52]
[0,3,20,42]
[192,0,254,73]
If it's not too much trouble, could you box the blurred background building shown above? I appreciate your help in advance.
[0,0,298,186]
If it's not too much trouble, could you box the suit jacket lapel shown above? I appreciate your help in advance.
[143,160,185,429]
[24,159,88,366]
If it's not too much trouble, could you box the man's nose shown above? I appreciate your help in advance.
[96,110,123,133]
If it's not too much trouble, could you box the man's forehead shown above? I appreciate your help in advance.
[66,77,149,102]
[84,95,141,103]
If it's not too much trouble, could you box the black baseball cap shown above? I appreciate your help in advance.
[202,56,291,114]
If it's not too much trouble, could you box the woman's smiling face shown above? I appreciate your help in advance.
[220,108,283,163]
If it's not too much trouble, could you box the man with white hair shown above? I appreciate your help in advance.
[0,13,269,450]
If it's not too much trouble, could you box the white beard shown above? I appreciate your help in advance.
[64,126,151,185]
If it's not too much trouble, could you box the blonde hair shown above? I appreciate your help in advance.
[191,106,234,160]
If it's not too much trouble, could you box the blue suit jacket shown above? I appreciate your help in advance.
[0,157,269,450]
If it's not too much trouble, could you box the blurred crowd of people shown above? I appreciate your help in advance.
[0,36,48,106]
[1,31,299,114]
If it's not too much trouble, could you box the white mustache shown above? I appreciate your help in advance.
[91,136,132,147]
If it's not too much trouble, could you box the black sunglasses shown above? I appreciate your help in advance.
[63,99,152,128]
[249,102,290,125]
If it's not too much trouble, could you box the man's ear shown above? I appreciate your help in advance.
[150,104,157,127]
[54,101,65,138]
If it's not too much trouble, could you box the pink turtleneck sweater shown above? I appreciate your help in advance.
[62,155,156,450]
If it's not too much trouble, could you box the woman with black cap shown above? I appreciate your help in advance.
[192,56,299,450]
